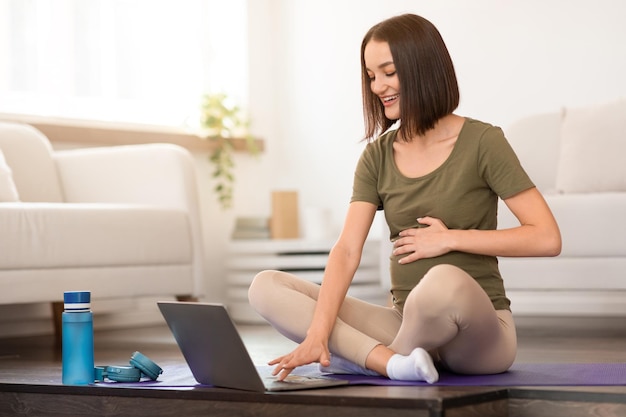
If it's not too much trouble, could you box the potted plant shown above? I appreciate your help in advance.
[197,93,258,209]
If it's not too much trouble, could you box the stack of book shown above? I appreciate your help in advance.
[231,217,271,240]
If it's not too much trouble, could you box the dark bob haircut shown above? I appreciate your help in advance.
[360,14,460,141]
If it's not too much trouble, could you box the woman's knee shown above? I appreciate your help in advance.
[248,269,281,310]
[407,264,475,307]
[248,270,318,312]
[424,264,472,287]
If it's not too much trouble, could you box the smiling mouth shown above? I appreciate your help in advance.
[382,94,399,106]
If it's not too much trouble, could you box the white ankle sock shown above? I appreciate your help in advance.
[319,354,380,376]
[386,348,439,384]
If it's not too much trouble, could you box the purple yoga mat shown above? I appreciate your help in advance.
[288,362,626,386]
[94,362,626,388]
[279,361,626,386]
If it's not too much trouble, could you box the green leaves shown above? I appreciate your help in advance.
[198,93,254,209]
[200,93,249,139]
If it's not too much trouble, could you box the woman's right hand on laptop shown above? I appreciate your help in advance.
[268,334,331,381]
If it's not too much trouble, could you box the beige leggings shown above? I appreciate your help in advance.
[248,264,517,374]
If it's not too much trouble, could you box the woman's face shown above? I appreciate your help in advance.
[364,40,400,120]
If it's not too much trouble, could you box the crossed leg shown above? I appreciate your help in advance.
[248,264,516,381]
[248,269,401,366]
[369,264,517,376]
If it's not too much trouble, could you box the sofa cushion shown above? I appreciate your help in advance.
[0,203,192,269]
[556,99,626,193]
[504,113,561,193]
[0,149,19,202]
[0,122,64,202]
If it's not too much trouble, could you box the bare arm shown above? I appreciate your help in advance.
[393,187,561,263]
[270,201,378,380]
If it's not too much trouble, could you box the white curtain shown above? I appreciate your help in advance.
[0,0,248,127]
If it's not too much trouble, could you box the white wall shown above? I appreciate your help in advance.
[194,0,626,303]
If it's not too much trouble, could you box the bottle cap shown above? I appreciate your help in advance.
[64,291,91,311]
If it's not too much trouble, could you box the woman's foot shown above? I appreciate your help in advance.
[386,347,439,383]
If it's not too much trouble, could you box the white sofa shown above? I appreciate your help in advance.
[498,99,626,317]
[0,122,205,336]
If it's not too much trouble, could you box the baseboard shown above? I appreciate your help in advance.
[514,315,626,336]
[3,300,625,339]
[0,295,177,339]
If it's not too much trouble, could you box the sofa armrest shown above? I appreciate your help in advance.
[498,192,626,257]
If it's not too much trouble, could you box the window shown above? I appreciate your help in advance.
[0,0,248,127]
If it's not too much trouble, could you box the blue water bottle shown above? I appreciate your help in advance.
[62,291,94,385]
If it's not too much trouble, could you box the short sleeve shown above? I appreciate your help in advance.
[351,141,383,208]
[478,126,535,199]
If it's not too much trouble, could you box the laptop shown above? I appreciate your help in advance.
[157,301,349,392]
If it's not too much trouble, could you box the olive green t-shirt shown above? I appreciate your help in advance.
[351,118,535,312]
